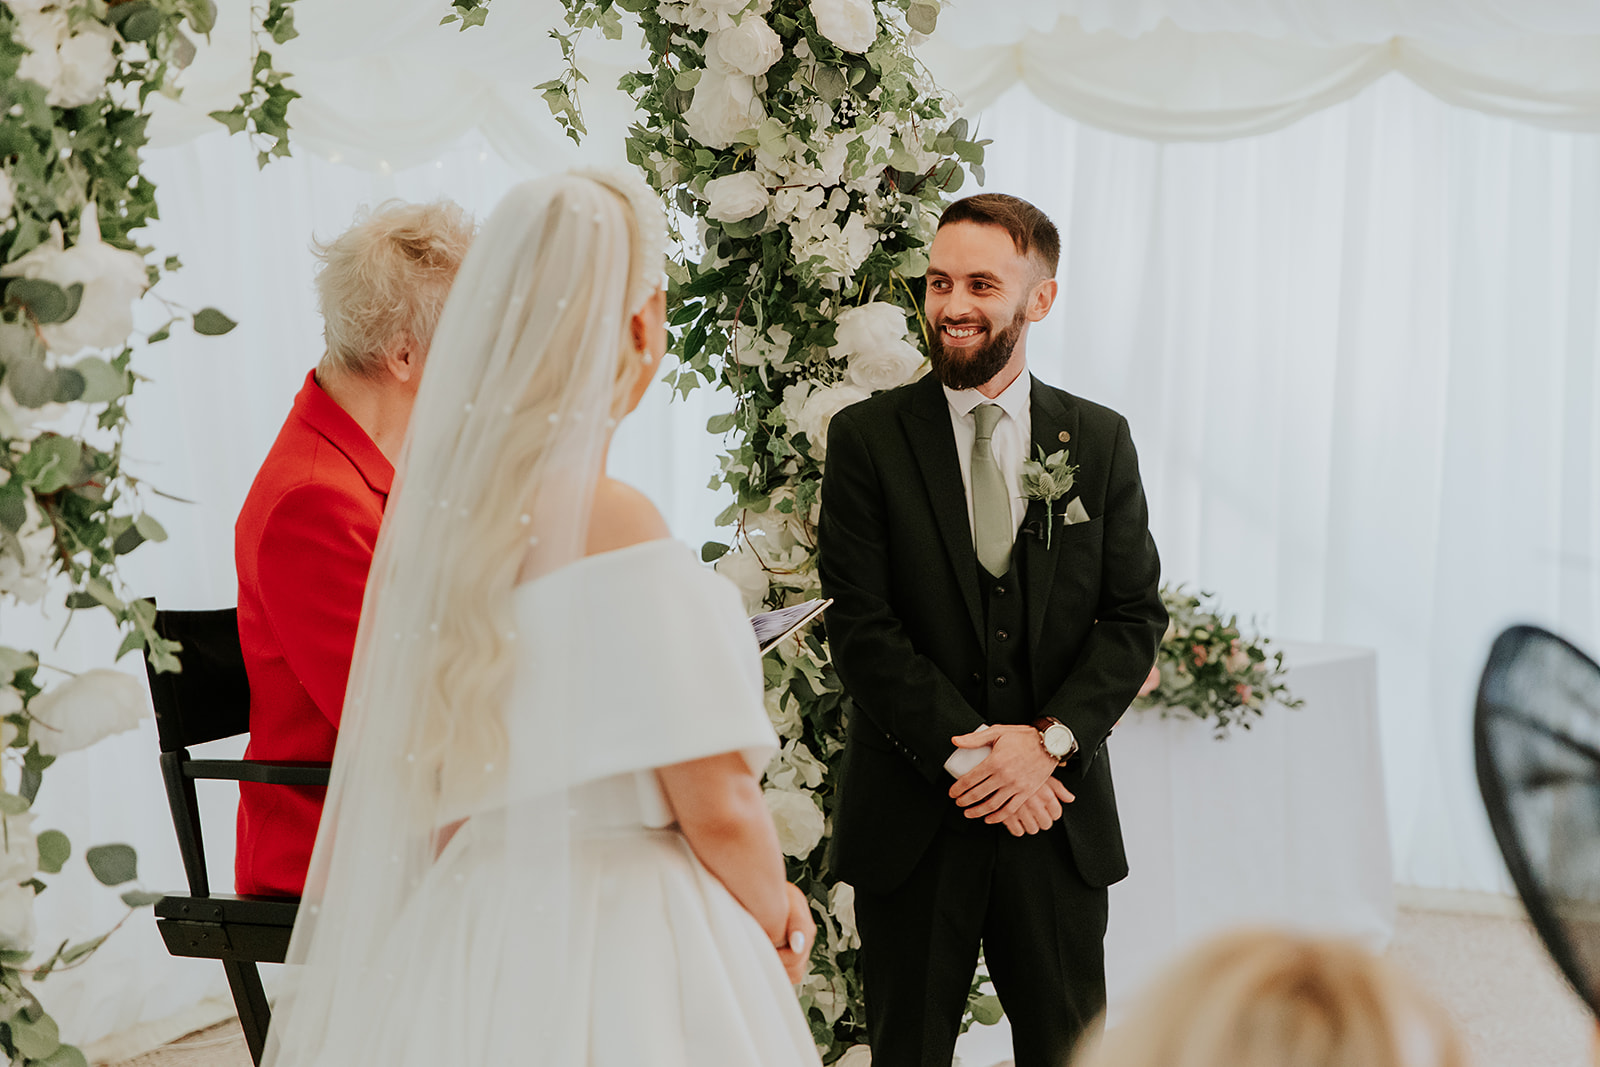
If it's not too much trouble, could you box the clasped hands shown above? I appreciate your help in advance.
[949,725,1075,837]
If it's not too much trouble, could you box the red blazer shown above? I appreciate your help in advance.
[234,371,393,898]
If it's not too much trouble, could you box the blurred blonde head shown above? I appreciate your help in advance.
[312,199,476,378]
[1075,929,1467,1067]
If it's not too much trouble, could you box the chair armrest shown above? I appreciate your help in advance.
[183,759,331,786]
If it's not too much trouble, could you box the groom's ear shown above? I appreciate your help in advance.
[1027,277,1059,323]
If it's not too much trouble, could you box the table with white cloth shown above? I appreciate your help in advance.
[955,641,1394,1067]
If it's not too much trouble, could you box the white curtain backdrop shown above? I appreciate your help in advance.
[8,0,1600,1047]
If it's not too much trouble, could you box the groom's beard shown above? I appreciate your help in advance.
[929,303,1028,391]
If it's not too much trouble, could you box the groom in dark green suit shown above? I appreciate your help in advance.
[819,193,1166,1067]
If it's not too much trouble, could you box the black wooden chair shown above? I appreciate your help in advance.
[143,606,330,1065]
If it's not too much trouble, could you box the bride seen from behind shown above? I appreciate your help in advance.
[261,171,822,1066]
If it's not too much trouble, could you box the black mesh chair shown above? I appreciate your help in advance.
[1475,623,1600,1020]
[143,606,331,1065]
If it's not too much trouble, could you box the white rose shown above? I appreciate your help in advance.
[684,0,767,32]
[714,547,770,613]
[829,882,862,950]
[0,813,36,885]
[780,380,868,460]
[833,302,923,391]
[0,207,148,357]
[707,15,783,77]
[811,0,877,53]
[767,740,827,791]
[764,687,803,739]
[13,10,117,109]
[27,668,149,758]
[836,1045,872,1066]
[0,172,13,219]
[764,786,826,858]
[771,185,825,227]
[684,68,767,151]
[703,171,770,223]
[0,882,36,951]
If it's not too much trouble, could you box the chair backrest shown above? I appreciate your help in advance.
[145,606,251,753]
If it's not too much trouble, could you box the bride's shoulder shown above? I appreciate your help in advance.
[586,478,670,556]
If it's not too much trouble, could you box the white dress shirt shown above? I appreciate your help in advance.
[944,369,1033,545]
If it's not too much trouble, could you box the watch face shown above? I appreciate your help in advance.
[1044,723,1073,757]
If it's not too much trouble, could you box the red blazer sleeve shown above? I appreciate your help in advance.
[255,481,381,728]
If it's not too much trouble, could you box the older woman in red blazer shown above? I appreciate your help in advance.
[234,201,474,898]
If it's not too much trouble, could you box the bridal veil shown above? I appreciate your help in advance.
[261,171,667,1065]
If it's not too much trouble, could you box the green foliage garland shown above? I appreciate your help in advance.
[0,1,256,1061]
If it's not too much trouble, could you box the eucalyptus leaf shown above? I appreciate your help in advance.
[706,412,737,434]
[38,1043,89,1067]
[120,889,163,908]
[133,513,168,543]
[969,993,1004,1026]
[85,844,137,887]
[0,483,26,535]
[191,308,237,336]
[0,795,29,816]
[178,0,217,35]
[35,830,69,875]
[57,933,107,966]
[69,357,129,403]
[8,1010,60,1059]
[907,1,940,35]
[701,541,730,563]
[4,279,70,324]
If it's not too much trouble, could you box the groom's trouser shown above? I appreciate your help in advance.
[855,810,1109,1067]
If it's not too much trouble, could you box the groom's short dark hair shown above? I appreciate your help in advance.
[938,194,1060,279]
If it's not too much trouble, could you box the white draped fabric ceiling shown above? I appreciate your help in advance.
[10,0,1600,1050]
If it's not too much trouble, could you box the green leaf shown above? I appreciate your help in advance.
[673,69,702,91]
[969,993,1004,1026]
[191,308,237,336]
[706,412,737,434]
[701,541,730,563]
[38,1042,89,1067]
[111,2,166,43]
[0,795,26,816]
[907,0,940,34]
[35,830,69,875]
[69,357,129,403]
[85,844,137,886]
[133,513,168,543]
[5,279,72,325]
[8,1010,60,1059]
[17,435,83,493]
[57,933,106,966]
[178,0,217,35]
[0,482,26,535]
[120,889,163,908]
[207,108,248,135]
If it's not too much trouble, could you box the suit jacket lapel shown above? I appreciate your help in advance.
[1023,380,1079,651]
[899,377,984,642]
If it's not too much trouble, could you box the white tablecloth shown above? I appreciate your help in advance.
[957,641,1395,1066]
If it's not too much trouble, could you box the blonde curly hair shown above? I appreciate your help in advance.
[1074,929,1467,1067]
[312,199,476,377]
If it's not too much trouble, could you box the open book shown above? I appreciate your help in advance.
[750,599,832,655]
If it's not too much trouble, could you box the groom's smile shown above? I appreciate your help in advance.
[924,219,1058,393]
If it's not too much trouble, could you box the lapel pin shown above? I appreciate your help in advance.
[1058,431,1071,443]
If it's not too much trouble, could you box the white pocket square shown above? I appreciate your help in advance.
[1062,497,1092,525]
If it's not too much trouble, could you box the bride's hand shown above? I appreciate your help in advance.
[774,883,815,984]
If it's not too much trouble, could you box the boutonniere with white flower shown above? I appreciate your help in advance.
[1019,446,1079,549]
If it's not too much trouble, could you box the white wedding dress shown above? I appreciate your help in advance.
[275,539,821,1066]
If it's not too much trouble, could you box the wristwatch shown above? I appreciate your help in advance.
[1032,717,1078,764]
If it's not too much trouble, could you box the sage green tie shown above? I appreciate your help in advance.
[972,403,1012,578]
